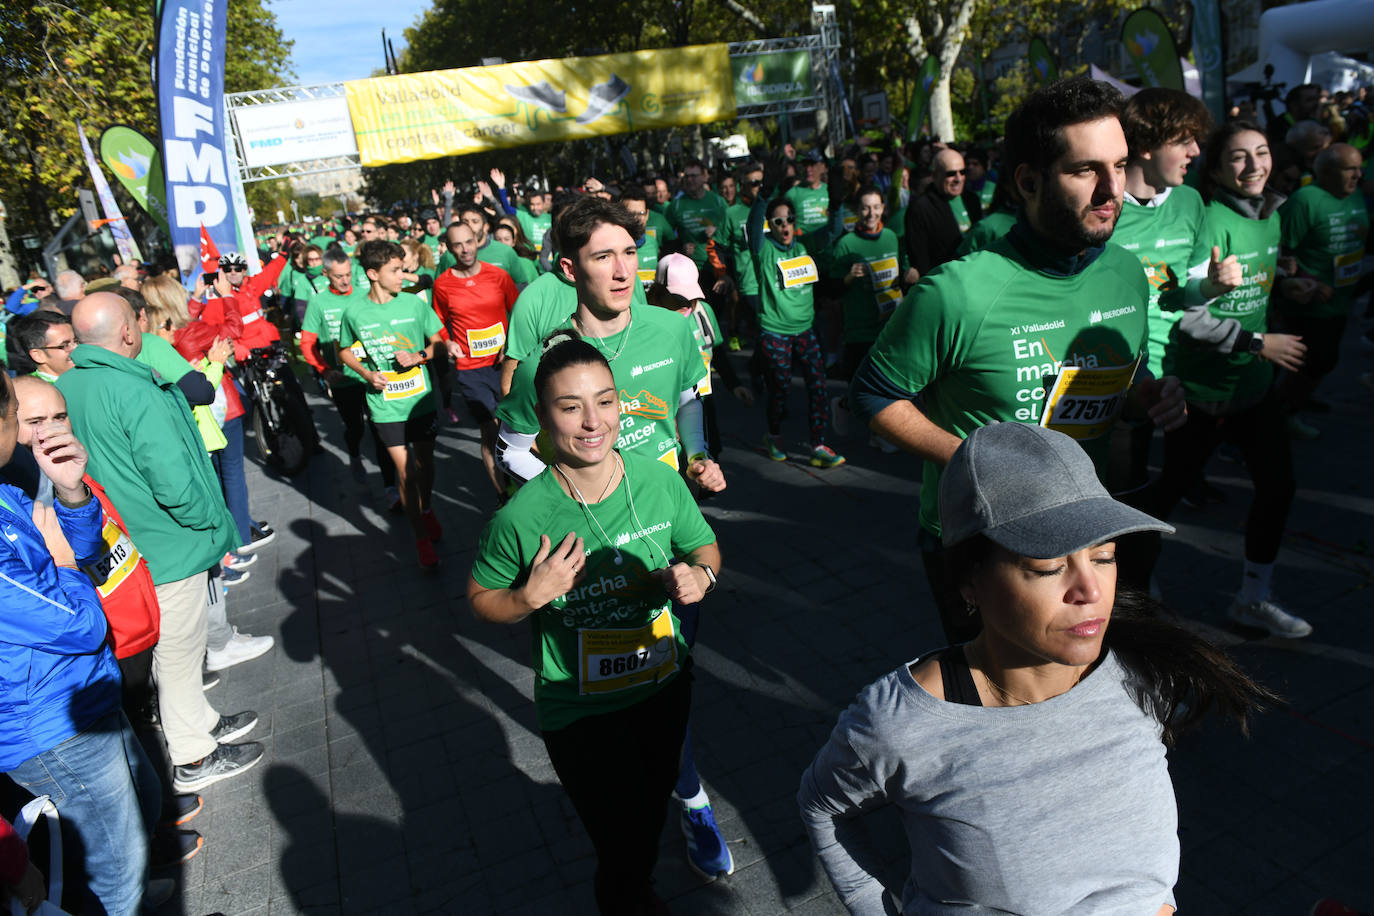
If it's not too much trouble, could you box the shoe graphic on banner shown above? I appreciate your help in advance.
[576,74,630,124]
[505,81,567,114]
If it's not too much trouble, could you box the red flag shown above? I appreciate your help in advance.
[199,224,221,274]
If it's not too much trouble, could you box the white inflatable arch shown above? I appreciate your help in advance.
[1257,0,1374,92]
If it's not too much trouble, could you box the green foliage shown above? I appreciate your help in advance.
[0,0,293,241]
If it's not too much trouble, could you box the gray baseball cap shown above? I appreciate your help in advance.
[939,422,1174,558]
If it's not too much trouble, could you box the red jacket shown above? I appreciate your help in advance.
[174,306,246,422]
[0,814,25,885]
[194,255,287,360]
[81,475,160,659]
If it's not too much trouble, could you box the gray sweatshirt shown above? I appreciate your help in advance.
[798,651,1178,915]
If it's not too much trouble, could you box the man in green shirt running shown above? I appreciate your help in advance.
[338,240,447,569]
[786,151,831,253]
[1274,142,1369,432]
[300,248,395,493]
[1113,88,1241,497]
[665,159,730,272]
[494,197,724,495]
[851,78,1186,640]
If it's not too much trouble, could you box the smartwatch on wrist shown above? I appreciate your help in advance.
[1248,332,1265,355]
[696,564,717,594]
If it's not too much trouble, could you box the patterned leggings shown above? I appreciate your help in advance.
[761,328,828,446]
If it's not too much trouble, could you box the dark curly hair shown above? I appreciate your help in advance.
[1004,77,1126,178]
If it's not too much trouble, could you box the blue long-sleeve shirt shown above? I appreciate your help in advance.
[0,482,119,771]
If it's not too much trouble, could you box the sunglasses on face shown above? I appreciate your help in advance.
[745,180,763,187]
[770,216,795,226]
[943,169,967,177]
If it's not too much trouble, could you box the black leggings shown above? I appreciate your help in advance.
[1150,396,1295,565]
[542,670,692,915]
[330,383,396,487]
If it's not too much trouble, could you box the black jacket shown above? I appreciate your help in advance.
[904,185,984,277]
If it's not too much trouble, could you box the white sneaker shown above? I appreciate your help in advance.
[205,627,275,671]
[1227,598,1312,638]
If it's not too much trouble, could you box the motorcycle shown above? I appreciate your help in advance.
[239,343,318,476]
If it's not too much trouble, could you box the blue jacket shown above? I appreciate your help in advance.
[0,481,120,772]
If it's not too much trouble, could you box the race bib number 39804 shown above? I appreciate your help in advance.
[778,255,819,289]
[578,609,679,695]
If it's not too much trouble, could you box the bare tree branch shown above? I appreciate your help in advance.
[716,0,768,37]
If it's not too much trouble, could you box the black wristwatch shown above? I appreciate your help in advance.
[1248,332,1265,355]
[696,564,717,594]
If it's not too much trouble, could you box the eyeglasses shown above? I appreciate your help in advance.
[769,216,795,226]
[745,180,763,187]
[942,169,967,177]
[41,339,77,352]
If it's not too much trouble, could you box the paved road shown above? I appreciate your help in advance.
[163,324,1374,915]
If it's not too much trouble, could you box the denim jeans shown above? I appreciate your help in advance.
[7,710,162,916]
[214,414,253,545]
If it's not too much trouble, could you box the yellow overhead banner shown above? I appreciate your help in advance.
[344,44,737,166]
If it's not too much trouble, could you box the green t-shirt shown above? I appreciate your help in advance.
[977,181,996,211]
[1279,184,1369,318]
[829,228,902,344]
[644,210,675,247]
[635,232,660,288]
[421,233,442,258]
[1163,200,1278,405]
[505,270,649,364]
[949,196,973,234]
[516,208,553,252]
[666,191,730,269]
[755,237,818,336]
[1112,185,1209,378]
[308,234,334,251]
[724,202,759,296]
[136,333,193,385]
[955,210,1017,258]
[470,452,715,730]
[337,292,443,423]
[786,184,830,235]
[497,302,706,470]
[867,233,1148,536]
[302,287,368,385]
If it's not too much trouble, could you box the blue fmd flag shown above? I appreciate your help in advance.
[156,0,240,286]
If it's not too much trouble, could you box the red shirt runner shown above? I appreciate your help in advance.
[432,263,517,371]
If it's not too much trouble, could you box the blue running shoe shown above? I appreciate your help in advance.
[680,802,733,880]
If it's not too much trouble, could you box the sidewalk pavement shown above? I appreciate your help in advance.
[164,324,1374,915]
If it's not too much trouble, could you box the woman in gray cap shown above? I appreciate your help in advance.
[799,422,1274,916]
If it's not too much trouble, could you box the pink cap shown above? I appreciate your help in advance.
[655,253,705,301]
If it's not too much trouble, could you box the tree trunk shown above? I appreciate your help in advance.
[920,0,979,143]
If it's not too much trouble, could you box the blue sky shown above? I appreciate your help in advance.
[273,0,435,86]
